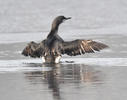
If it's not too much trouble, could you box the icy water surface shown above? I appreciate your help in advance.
[0,0,127,100]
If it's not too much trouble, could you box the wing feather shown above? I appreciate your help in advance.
[22,41,45,58]
[62,39,108,56]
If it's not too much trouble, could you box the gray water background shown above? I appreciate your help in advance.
[0,0,127,100]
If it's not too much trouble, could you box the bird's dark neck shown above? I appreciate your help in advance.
[47,24,60,38]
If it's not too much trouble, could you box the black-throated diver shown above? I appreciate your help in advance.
[22,16,108,63]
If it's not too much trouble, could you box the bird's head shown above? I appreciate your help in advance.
[52,16,71,29]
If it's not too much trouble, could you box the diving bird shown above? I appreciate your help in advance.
[22,16,108,63]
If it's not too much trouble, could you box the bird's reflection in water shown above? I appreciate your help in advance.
[24,63,104,100]
[42,64,61,100]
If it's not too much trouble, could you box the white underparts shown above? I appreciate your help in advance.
[42,57,46,63]
[42,56,61,63]
[55,56,61,63]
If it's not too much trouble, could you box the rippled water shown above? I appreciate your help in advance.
[0,0,127,100]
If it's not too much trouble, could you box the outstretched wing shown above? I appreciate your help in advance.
[22,41,45,58]
[62,39,108,56]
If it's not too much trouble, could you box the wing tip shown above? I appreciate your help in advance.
[21,49,28,56]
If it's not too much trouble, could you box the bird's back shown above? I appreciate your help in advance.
[46,34,63,53]
[42,35,63,63]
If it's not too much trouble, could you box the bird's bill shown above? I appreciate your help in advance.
[65,17,71,20]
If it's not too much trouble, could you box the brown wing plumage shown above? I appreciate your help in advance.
[62,39,108,56]
[22,41,45,58]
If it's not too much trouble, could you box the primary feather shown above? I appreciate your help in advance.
[62,39,108,56]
